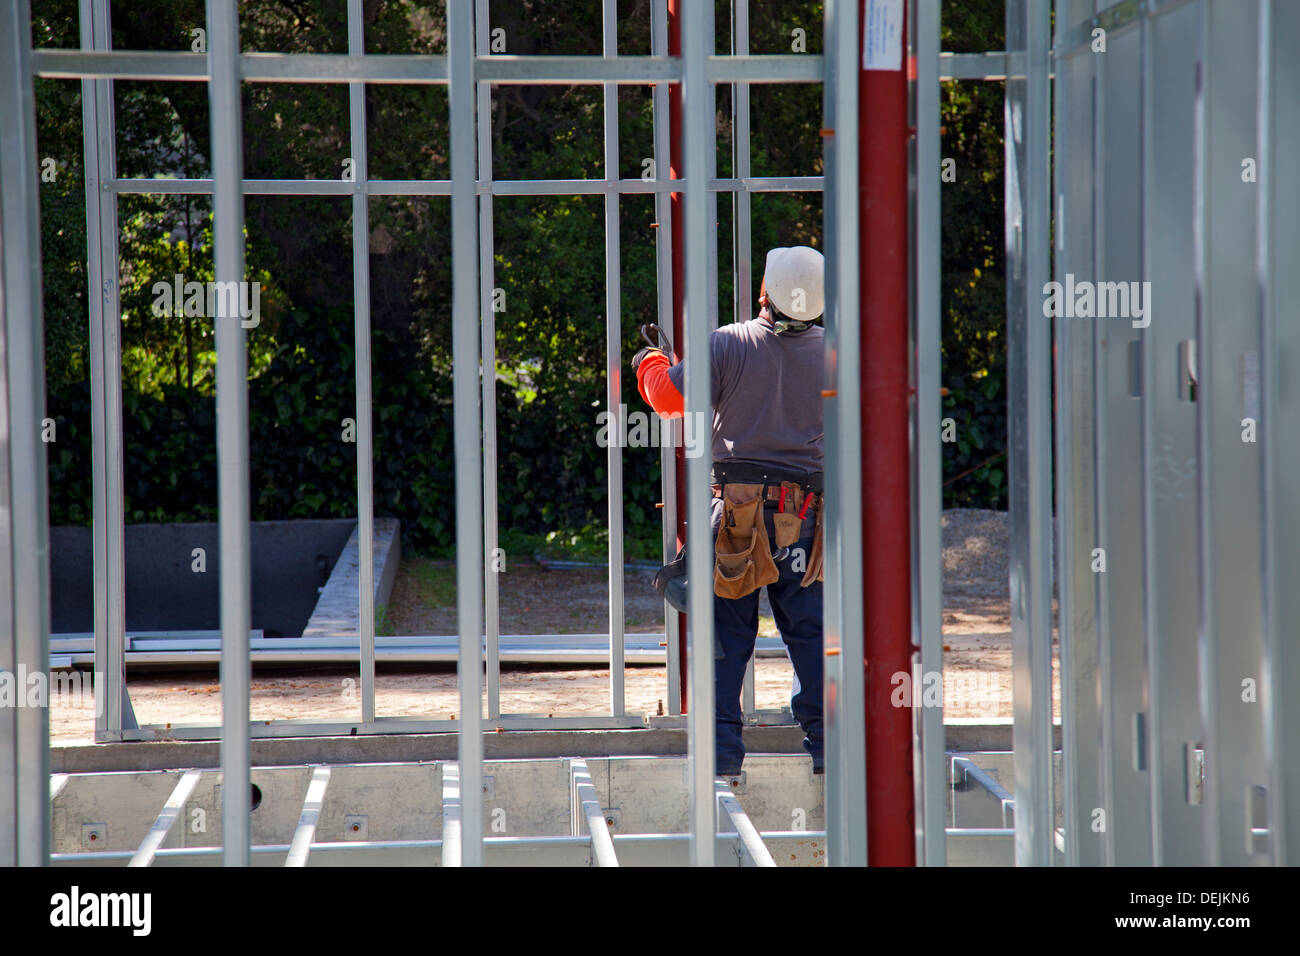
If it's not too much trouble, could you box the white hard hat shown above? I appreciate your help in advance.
[763,245,825,321]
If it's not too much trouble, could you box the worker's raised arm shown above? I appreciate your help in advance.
[633,332,727,420]
[633,349,684,418]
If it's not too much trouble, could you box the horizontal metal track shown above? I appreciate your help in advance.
[107,714,654,742]
[49,828,1028,866]
[33,50,449,83]
[31,51,825,85]
[107,176,824,196]
[52,831,829,866]
[35,49,1025,86]
[49,632,793,668]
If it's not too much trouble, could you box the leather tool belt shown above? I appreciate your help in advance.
[711,463,825,598]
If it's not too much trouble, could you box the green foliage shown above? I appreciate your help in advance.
[939,0,1008,509]
[39,0,1012,562]
[48,306,457,546]
[410,561,457,608]
[942,370,1007,509]
[47,300,663,556]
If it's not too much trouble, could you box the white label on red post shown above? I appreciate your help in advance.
[862,0,904,71]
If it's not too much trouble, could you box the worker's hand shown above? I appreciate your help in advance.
[631,346,666,373]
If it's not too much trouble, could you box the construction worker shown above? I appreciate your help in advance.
[633,245,825,777]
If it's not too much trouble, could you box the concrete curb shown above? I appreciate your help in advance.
[300,517,401,640]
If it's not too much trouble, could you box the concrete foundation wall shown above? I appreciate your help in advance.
[50,519,357,637]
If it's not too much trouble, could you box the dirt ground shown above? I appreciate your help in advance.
[51,509,1055,745]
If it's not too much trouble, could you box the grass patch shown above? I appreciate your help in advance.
[412,561,458,606]
[499,525,661,563]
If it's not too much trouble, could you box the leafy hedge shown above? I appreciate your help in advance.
[941,370,1007,509]
[47,307,663,557]
[938,2,1009,510]
[40,0,1011,555]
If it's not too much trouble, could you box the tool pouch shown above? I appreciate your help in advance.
[799,494,825,587]
[772,481,803,550]
[713,483,779,600]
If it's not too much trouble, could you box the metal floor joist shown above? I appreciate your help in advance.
[46,752,1040,868]
[45,631,795,668]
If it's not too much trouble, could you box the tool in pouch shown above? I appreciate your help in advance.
[651,544,688,614]
[799,490,824,587]
[771,481,810,562]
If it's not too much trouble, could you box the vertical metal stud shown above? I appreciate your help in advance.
[822,0,866,867]
[448,0,484,867]
[1094,18,1151,867]
[1143,0,1206,866]
[1005,0,1054,866]
[651,0,682,717]
[475,0,501,721]
[0,0,51,868]
[1054,0,1102,868]
[682,0,717,867]
[81,0,127,741]
[207,0,252,868]
[733,0,756,725]
[1260,0,1300,868]
[914,0,945,868]
[731,0,752,326]
[603,0,626,717]
[1197,0,1267,866]
[346,0,377,725]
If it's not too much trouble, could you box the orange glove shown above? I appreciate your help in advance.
[634,350,684,418]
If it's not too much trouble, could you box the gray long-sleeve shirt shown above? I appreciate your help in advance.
[667,316,824,476]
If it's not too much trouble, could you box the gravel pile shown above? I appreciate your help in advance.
[941,508,1009,603]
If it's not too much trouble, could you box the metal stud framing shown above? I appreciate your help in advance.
[206,0,252,869]
[447,0,484,869]
[681,0,717,868]
[1261,0,1300,869]
[1097,11,1151,868]
[0,0,51,868]
[914,0,946,868]
[601,0,626,718]
[1050,0,1296,867]
[476,0,501,723]
[6,0,1300,869]
[821,0,866,867]
[347,0,377,726]
[284,767,330,868]
[1141,0,1203,867]
[56,0,823,744]
[1196,0,1267,867]
[1005,0,1054,867]
[129,770,202,867]
[80,0,129,740]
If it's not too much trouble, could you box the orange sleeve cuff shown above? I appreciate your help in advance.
[636,352,685,418]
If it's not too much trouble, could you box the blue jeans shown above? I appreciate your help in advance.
[712,506,824,774]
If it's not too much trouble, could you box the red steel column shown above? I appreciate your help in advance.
[860,2,916,864]
[668,0,688,711]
